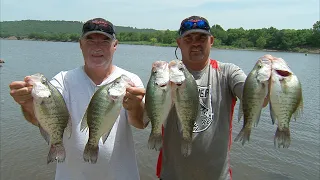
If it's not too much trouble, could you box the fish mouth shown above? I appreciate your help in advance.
[155,83,168,87]
[153,61,168,69]
[170,81,184,86]
[110,95,118,100]
[275,70,291,77]
[168,60,177,66]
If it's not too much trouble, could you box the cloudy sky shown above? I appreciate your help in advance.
[1,0,319,30]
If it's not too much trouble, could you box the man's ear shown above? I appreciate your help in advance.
[210,36,214,46]
[176,38,181,47]
[114,39,118,49]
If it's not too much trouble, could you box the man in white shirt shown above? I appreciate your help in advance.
[9,18,146,180]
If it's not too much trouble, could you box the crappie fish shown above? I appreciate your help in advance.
[235,55,272,145]
[145,61,172,151]
[30,73,71,164]
[269,57,303,148]
[80,75,132,164]
[169,59,199,156]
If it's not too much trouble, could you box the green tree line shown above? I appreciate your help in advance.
[1,20,319,52]
[210,21,320,52]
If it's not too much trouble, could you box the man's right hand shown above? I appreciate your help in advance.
[9,76,38,126]
[9,76,33,105]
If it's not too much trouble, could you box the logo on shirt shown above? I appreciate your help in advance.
[193,85,214,133]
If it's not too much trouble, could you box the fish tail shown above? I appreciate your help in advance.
[234,127,251,145]
[181,137,192,157]
[274,127,291,148]
[148,131,162,151]
[83,143,99,164]
[47,143,66,164]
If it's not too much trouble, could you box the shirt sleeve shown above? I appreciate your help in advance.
[130,74,144,89]
[49,71,68,100]
[227,64,247,100]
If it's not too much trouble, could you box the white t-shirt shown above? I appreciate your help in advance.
[50,66,143,180]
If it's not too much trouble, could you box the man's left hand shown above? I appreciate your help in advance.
[123,87,145,110]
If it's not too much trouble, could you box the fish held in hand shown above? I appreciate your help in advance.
[269,57,303,148]
[169,59,199,157]
[145,61,172,151]
[234,55,272,145]
[80,75,132,164]
[30,73,71,164]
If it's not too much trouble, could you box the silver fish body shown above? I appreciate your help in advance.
[169,59,199,157]
[145,61,172,151]
[30,73,71,164]
[269,57,303,148]
[235,55,272,145]
[80,75,132,164]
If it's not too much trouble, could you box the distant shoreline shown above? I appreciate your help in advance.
[1,36,319,54]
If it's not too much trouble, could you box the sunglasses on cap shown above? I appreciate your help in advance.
[179,20,210,35]
[82,21,115,37]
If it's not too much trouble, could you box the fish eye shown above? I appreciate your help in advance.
[178,65,183,70]
[41,77,46,84]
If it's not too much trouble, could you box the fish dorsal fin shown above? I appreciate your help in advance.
[39,125,50,145]
[253,109,262,127]
[293,96,304,121]
[102,131,112,144]
[237,100,243,122]
[65,117,72,139]
[269,103,277,125]
[80,110,89,133]
[142,109,151,128]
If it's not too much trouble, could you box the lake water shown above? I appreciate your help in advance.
[0,39,319,180]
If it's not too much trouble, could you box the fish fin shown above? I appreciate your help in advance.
[181,137,192,157]
[234,127,251,145]
[80,110,89,133]
[293,97,304,121]
[269,103,276,125]
[65,117,72,139]
[83,143,99,164]
[39,125,50,145]
[262,95,269,108]
[253,109,262,127]
[274,127,291,148]
[47,143,66,164]
[237,101,243,122]
[142,109,151,128]
[148,132,162,151]
[175,108,182,132]
[102,131,111,144]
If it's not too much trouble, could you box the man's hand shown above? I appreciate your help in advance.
[123,86,146,129]
[9,76,38,126]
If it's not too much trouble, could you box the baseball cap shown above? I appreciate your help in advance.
[81,18,116,39]
[178,16,211,37]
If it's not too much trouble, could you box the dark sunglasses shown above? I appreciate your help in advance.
[82,22,115,36]
[179,20,210,35]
